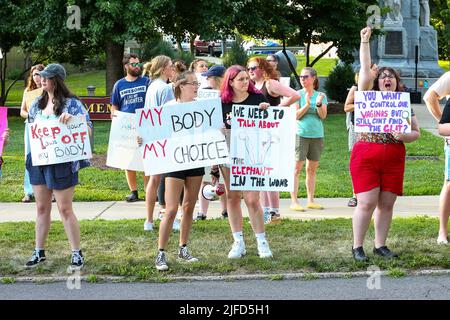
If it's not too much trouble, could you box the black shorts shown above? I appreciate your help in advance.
[166,167,205,180]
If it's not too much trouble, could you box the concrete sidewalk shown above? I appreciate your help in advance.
[0,196,440,223]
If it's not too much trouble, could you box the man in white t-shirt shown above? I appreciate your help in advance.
[423,71,450,245]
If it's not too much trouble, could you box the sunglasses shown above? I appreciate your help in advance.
[300,75,310,80]
[379,72,395,79]
[247,66,258,72]
[128,62,142,68]
[185,81,199,86]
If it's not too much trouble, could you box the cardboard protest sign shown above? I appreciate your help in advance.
[280,77,291,88]
[230,105,296,191]
[197,89,220,100]
[136,98,228,176]
[354,91,411,133]
[106,110,144,171]
[28,115,92,166]
[0,107,7,156]
[24,88,43,111]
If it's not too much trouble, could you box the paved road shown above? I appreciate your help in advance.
[1,275,449,300]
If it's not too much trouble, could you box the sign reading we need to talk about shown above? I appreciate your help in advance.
[28,116,92,166]
[230,105,296,192]
[136,98,229,176]
[354,91,411,134]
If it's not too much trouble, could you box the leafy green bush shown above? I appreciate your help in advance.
[222,42,248,68]
[324,63,355,103]
[6,68,23,80]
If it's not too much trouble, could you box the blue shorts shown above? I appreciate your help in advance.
[26,154,79,190]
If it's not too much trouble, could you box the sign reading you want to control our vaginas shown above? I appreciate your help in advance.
[28,115,92,166]
[136,98,229,176]
[354,91,411,133]
[106,110,144,171]
[230,105,296,192]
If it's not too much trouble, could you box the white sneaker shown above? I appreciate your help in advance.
[227,240,246,259]
[437,237,449,245]
[172,218,181,231]
[257,240,273,258]
[143,220,153,231]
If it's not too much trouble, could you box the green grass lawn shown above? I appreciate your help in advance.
[439,60,449,72]
[0,114,444,202]
[0,217,448,280]
[4,70,106,107]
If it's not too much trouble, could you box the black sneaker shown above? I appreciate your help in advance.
[70,250,84,270]
[352,246,369,262]
[195,213,206,221]
[155,250,169,271]
[125,191,139,202]
[373,246,399,258]
[221,211,228,219]
[178,246,199,262]
[25,249,46,268]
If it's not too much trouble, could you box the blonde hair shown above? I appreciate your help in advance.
[146,55,172,80]
[142,62,151,77]
[189,58,207,72]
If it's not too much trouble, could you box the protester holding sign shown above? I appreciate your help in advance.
[423,71,450,244]
[142,55,176,232]
[190,58,209,89]
[24,64,92,270]
[196,65,228,221]
[247,57,300,224]
[290,67,328,212]
[154,71,205,271]
[111,54,151,203]
[218,65,273,259]
[350,27,420,262]
[19,64,45,203]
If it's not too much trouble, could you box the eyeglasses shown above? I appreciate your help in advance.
[185,81,200,86]
[128,62,142,68]
[379,72,395,79]
[247,66,258,72]
[300,75,310,80]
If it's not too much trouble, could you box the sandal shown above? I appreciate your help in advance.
[347,197,357,207]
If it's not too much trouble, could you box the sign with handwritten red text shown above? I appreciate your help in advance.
[28,116,92,166]
[230,105,296,191]
[0,107,7,156]
[106,110,144,171]
[136,98,228,176]
[354,91,411,133]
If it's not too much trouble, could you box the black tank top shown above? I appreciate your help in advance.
[261,81,281,106]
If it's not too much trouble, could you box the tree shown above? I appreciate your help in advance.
[429,0,449,60]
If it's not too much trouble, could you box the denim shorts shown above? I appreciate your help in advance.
[26,153,79,190]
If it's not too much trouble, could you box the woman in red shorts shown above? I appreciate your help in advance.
[351,27,421,261]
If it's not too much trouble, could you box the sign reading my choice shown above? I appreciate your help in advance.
[354,90,411,133]
[28,115,92,166]
[136,98,229,176]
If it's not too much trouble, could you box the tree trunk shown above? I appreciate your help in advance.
[189,33,196,55]
[23,52,32,87]
[0,51,7,106]
[306,40,311,67]
[105,41,125,96]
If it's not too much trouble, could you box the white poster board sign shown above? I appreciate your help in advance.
[106,110,144,171]
[28,116,92,166]
[230,105,296,191]
[136,98,228,176]
[197,89,220,100]
[354,91,411,133]
[280,77,291,88]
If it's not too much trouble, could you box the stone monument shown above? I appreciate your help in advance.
[354,0,443,94]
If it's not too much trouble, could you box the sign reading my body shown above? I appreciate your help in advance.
[139,107,226,163]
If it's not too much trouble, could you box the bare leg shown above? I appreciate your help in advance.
[438,181,450,240]
[53,187,80,250]
[221,166,243,233]
[305,160,319,204]
[290,160,305,205]
[244,191,264,234]
[125,170,137,191]
[158,178,184,250]
[32,185,53,248]
[145,174,161,223]
[352,187,379,248]
[373,191,397,248]
[179,176,203,245]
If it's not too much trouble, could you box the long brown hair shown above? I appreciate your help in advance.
[302,67,319,90]
[26,64,45,92]
[38,77,76,116]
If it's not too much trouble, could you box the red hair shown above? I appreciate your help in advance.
[247,57,279,80]
[220,65,260,103]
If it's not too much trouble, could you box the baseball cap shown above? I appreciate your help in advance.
[39,63,67,80]
[201,65,226,78]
